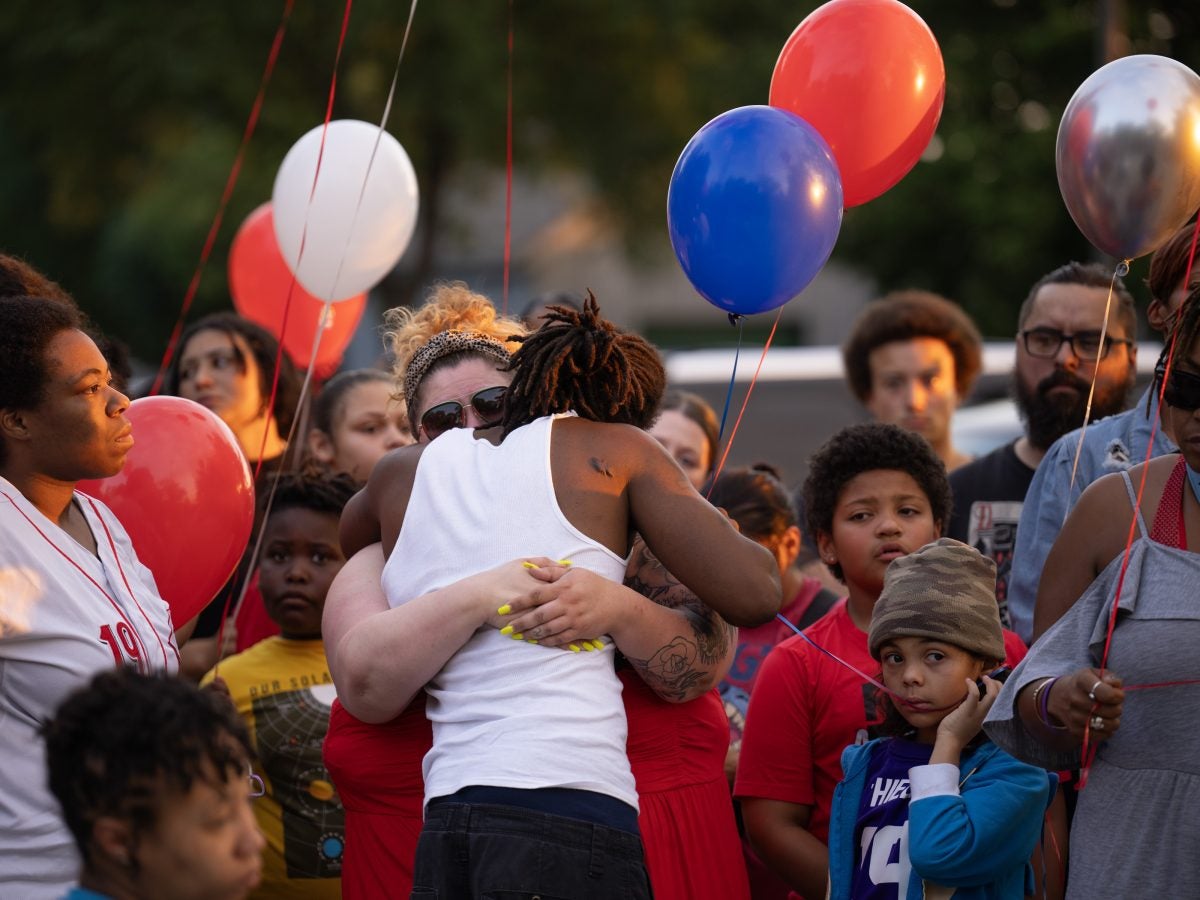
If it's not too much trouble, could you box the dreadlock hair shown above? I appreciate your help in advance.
[1154,283,1200,398]
[43,669,253,866]
[263,466,360,522]
[500,292,666,436]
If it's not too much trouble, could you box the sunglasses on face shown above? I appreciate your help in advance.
[419,386,508,440]
[1160,365,1200,412]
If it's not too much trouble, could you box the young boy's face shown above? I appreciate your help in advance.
[817,469,939,601]
[129,759,264,900]
[258,507,346,640]
[878,636,987,743]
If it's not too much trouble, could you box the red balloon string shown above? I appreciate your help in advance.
[1080,216,1200,787]
[706,308,783,497]
[150,0,295,396]
[252,0,353,484]
[214,0,355,674]
[774,613,965,713]
[502,0,514,315]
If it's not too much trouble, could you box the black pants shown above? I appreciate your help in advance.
[411,801,653,899]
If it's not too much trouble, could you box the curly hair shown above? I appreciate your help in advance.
[802,423,951,582]
[266,467,360,520]
[0,254,75,305]
[382,281,527,386]
[842,290,983,403]
[0,296,85,467]
[705,463,797,543]
[501,292,665,435]
[161,312,301,434]
[43,669,253,866]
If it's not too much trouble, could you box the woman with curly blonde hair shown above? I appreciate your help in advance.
[383,280,527,385]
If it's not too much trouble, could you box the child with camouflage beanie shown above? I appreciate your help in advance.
[826,538,1055,900]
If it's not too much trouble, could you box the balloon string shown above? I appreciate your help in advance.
[326,0,420,301]
[706,308,781,497]
[215,0,354,675]
[502,0,514,315]
[715,316,745,446]
[1062,261,1126,519]
[774,613,965,713]
[149,0,295,396]
[1080,229,1200,786]
[252,0,353,484]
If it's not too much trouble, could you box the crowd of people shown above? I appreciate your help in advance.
[1,221,1198,900]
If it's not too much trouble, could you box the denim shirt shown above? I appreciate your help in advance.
[1006,386,1177,642]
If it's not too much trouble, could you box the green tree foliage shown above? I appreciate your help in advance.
[0,1,1196,359]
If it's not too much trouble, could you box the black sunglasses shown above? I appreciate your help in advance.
[1159,364,1200,412]
[419,386,508,440]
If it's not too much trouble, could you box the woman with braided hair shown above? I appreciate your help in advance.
[330,293,779,898]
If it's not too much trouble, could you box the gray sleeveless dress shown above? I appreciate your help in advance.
[984,471,1200,899]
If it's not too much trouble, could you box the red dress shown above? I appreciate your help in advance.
[621,670,750,900]
[322,695,432,900]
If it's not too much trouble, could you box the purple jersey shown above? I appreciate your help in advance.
[850,739,933,899]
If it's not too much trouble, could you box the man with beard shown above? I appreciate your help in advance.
[1006,225,1199,642]
[947,262,1136,629]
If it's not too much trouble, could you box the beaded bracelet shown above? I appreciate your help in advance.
[1034,676,1067,731]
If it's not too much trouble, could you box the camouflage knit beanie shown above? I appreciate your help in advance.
[868,538,1004,662]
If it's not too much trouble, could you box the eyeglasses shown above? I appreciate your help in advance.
[247,764,265,799]
[1159,364,1200,411]
[1020,328,1132,361]
[419,386,508,440]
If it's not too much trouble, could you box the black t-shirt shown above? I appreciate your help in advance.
[947,440,1035,628]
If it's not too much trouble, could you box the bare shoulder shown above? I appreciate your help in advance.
[554,418,666,471]
[342,443,428,556]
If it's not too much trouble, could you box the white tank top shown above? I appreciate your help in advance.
[383,414,636,809]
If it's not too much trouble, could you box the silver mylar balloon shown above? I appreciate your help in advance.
[1056,54,1200,260]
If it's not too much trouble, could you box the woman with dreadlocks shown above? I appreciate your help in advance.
[985,286,1200,899]
[331,294,779,898]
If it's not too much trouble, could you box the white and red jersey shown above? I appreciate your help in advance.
[0,475,179,899]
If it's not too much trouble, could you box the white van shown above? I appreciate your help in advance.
[664,341,1163,484]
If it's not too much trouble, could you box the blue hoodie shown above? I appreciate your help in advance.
[828,739,1055,900]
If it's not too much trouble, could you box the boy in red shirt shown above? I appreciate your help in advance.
[735,424,1025,900]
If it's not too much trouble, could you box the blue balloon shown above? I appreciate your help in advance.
[667,105,843,316]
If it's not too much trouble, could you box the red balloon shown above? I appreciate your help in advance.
[229,203,367,379]
[769,0,945,207]
[79,397,255,626]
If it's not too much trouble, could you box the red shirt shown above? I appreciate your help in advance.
[734,600,1027,845]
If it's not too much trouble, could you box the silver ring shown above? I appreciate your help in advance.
[1088,680,1103,701]
[1090,715,1105,731]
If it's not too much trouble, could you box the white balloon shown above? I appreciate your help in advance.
[272,119,419,301]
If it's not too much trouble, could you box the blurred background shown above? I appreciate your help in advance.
[0,0,1193,477]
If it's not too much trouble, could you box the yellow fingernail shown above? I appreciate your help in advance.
[569,643,581,652]
[557,559,573,566]
[500,625,514,636]
[525,638,539,644]
[522,561,539,569]
[512,632,523,641]
[497,604,512,616]
[590,640,605,650]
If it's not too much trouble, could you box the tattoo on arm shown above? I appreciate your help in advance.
[620,538,736,701]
